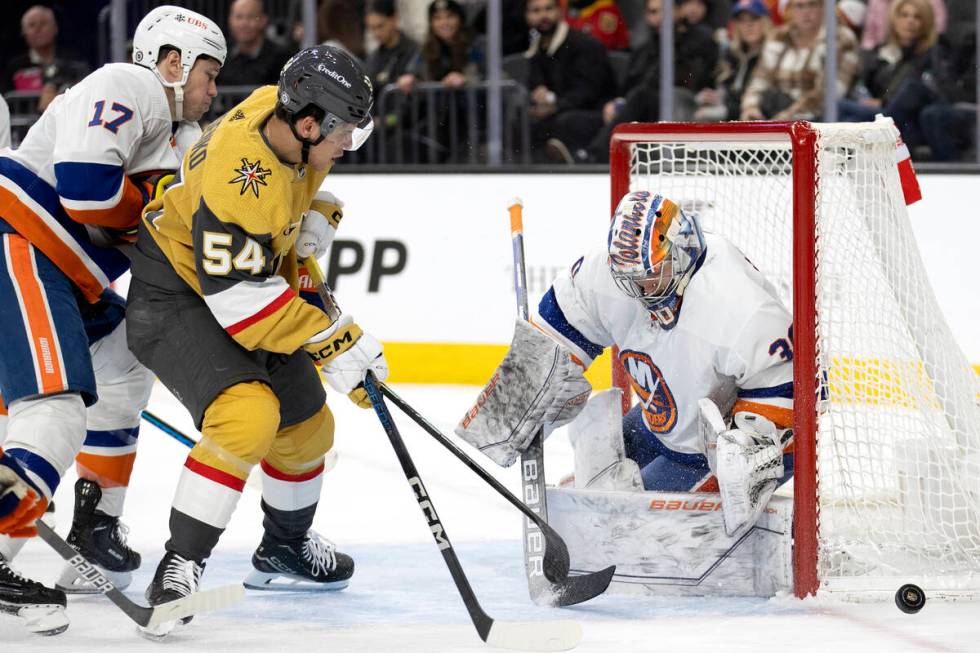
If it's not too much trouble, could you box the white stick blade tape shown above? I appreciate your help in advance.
[146,584,246,628]
[485,619,582,652]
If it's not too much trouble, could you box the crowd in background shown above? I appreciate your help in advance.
[1,0,977,164]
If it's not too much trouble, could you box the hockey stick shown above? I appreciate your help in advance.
[363,373,581,652]
[508,198,580,606]
[35,521,244,629]
[140,410,195,448]
[299,254,581,648]
[140,410,338,487]
[378,382,614,607]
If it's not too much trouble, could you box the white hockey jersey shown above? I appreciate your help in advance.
[537,233,794,456]
[0,63,199,303]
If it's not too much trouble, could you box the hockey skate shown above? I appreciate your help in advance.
[138,550,205,639]
[0,554,69,636]
[244,530,354,591]
[56,479,141,593]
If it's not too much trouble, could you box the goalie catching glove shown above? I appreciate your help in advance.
[303,313,388,408]
[0,448,47,537]
[454,320,592,467]
[700,399,789,537]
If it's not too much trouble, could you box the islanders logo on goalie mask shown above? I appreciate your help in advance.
[607,191,706,327]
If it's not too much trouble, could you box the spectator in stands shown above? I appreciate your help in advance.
[563,0,631,50]
[523,0,616,163]
[919,30,975,160]
[407,0,482,88]
[219,0,294,87]
[473,0,531,56]
[365,0,420,161]
[694,0,772,121]
[394,0,483,162]
[576,0,718,162]
[862,0,947,48]
[837,0,868,42]
[365,0,420,97]
[678,0,710,27]
[740,0,859,120]
[319,0,368,61]
[838,0,948,137]
[2,5,87,94]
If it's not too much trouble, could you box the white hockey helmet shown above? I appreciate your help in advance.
[607,190,706,327]
[132,6,227,121]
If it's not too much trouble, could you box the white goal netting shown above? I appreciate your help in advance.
[622,118,980,598]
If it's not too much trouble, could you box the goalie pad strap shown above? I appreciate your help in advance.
[455,320,592,467]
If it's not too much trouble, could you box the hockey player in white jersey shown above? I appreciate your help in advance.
[0,6,225,635]
[456,190,794,539]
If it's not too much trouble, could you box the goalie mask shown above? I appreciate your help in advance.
[607,191,706,327]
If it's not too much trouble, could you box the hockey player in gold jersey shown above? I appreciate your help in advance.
[126,45,387,636]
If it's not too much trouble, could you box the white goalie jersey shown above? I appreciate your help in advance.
[536,232,794,457]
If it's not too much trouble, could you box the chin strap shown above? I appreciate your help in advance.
[173,85,184,122]
[288,120,325,164]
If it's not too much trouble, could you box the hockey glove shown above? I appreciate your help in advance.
[303,314,389,408]
[86,171,175,246]
[131,170,176,207]
[0,448,47,538]
[295,191,343,259]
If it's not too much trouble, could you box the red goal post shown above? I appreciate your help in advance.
[608,120,980,600]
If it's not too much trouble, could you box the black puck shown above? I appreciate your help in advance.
[895,584,926,613]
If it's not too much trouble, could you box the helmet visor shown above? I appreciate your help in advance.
[322,112,374,151]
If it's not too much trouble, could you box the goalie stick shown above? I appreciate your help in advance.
[379,382,614,607]
[35,521,244,629]
[300,255,581,649]
[363,374,581,652]
[508,198,582,606]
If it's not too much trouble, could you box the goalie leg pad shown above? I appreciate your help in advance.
[569,389,643,491]
[455,320,592,467]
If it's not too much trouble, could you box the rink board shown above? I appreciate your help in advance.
[547,487,794,597]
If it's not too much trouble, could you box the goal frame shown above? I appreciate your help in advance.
[609,121,822,597]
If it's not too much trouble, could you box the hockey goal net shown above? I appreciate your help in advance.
[609,118,980,600]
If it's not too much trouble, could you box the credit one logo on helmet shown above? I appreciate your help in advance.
[316,63,352,88]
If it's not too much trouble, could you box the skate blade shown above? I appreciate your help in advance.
[243,569,350,592]
[18,605,70,636]
[56,562,132,594]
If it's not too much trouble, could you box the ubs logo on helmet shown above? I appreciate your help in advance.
[316,63,352,88]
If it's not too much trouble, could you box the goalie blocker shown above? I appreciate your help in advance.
[455,320,592,467]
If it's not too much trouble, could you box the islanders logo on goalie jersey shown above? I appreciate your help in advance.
[620,350,677,433]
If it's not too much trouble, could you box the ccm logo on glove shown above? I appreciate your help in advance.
[304,321,363,362]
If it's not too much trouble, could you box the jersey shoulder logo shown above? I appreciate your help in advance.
[620,350,677,434]
[229,109,246,121]
[229,157,272,198]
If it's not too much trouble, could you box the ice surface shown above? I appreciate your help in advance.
[3,384,978,652]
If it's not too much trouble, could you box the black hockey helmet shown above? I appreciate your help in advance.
[277,45,374,157]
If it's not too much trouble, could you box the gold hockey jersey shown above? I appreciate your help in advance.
[140,85,332,353]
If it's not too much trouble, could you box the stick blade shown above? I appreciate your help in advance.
[533,565,616,608]
[144,584,245,629]
[485,618,582,652]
